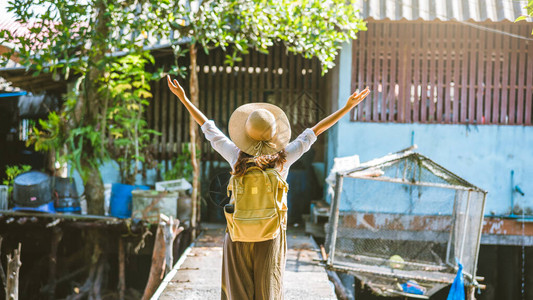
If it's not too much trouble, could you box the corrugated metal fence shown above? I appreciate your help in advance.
[351,21,533,125]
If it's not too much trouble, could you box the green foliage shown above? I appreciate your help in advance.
[516,0,533,34]
[161,143,197,182]
[0,0,366,211]
[1,0,170,186]
[3,165,32,195]
[104,52,161,184]
[27,77,109,181]
[169,0,366,73]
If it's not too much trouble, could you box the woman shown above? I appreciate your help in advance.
[167,75,369,299]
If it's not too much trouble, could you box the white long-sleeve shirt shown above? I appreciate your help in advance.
[200,120,317,180]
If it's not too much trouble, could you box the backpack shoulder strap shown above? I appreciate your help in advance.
[264,168,289,192]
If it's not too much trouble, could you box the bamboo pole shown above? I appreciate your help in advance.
[189,43,200,240]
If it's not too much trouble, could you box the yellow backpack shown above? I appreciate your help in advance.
[225,166,289,242]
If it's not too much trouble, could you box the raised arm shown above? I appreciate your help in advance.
[311,88,370,136]
[167,75,208,125]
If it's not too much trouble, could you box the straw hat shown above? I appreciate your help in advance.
[228,103,291,156]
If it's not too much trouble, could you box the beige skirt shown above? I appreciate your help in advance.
[221,230,287,300]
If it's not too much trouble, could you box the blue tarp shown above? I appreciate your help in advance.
[447,263,465,300]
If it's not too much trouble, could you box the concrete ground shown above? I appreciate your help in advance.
[154,223,336,300]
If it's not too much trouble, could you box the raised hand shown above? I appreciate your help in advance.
[345,87,370,108]
[166,75,208,125]
[311,87,371,136]
[167,75,187,101]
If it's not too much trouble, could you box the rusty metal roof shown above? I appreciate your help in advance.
[355,0,531,22]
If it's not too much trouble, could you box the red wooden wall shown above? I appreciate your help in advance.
[351,21,533,125]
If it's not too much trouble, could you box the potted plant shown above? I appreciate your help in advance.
[106,53,160,218]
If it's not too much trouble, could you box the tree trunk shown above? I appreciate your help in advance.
[67,230,106,300]
[83,162,105,215]
[188,43,200,239]
[81,0,109,215]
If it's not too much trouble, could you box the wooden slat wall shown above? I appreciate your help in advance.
[351,21,533,125]
[148,45,325,165]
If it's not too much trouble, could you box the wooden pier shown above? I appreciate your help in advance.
[152,223,336,299]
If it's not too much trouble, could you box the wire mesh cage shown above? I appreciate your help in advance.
[325,150,486,297]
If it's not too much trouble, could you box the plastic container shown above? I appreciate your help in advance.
[13,171,52,207]
[13,201,55,213]
[131,190,179,221]
[110,183,149,218]
[0,185,7,210]
[53,177,81,213]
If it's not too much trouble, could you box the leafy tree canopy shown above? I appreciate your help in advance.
[2,0,366,75]
[0,0,366,214]
[515,0,533,34]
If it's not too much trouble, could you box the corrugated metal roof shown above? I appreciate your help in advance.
[0,19,30,37]
[354,0,531,22]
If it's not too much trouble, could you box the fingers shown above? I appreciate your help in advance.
[167,75,176,88]
[350,87,370,100]
[358,89,370,99]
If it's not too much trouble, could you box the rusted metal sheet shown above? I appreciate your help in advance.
[350,21,533,125]
[482,217,533,236]
[336,212,533,237]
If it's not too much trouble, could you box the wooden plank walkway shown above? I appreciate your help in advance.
[153,223,336,300]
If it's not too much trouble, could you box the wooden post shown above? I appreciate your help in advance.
[0,237,7,296]
[6,243,22,300]
[118,238,125,300]
[141,215,184,300]
[466,286,476,300]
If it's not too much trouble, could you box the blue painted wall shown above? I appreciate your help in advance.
[329,42,532,217]
[72,160,158,195]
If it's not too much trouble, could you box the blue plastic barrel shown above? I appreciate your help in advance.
[110,183,149,218]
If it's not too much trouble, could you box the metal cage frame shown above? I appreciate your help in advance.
[325,151,487,296]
